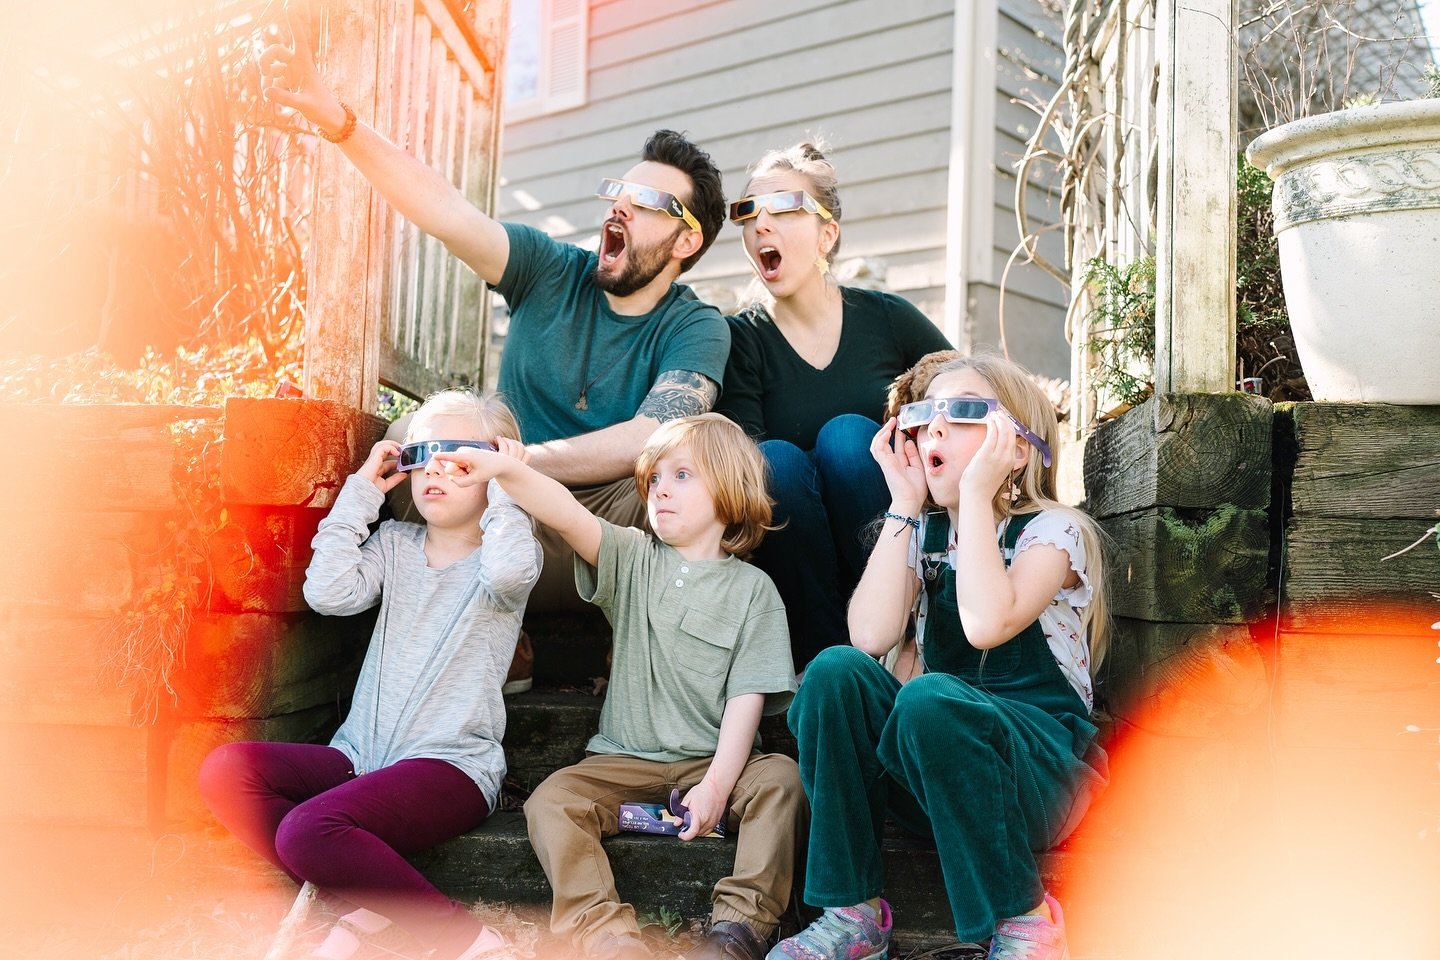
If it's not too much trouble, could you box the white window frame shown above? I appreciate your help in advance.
[506,0,588,121]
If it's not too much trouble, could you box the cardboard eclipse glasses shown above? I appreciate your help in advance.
[595,178,701,233]
[896,397,1053,468]
[729,189,833,224]
[396,439,497,472]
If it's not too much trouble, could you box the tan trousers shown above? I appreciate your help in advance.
[384,414,646,613]
[524,751,806,953]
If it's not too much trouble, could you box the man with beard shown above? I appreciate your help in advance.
[261,14,730,613]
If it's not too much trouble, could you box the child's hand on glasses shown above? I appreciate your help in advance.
[494,437,531,464]
[675,780,726,842]
[870,418,927,514]
[959,412,1021,503]
[429,445,509,486]
[358,439,406,493]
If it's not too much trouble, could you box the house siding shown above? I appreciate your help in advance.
[498,0,1072,378]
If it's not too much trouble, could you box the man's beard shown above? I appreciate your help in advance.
[594,226,680,297]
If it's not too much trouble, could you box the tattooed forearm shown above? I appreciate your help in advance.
[637,370,719,422]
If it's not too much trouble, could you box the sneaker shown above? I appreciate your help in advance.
[766,901,891,960]
[454,924,519,960]
[303,907,413,960]
[502,630,533,695]
[682,919,769,960]
[986,894,1068,960]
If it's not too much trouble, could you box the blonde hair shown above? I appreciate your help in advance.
[633,413,776,558]
[888,351,1110,670]
[407,389,522,444]
[747,140,843,264]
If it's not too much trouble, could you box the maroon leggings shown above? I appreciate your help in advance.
[199,741,489,956]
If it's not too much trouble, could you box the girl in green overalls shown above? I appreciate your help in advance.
[768,353,1109,960]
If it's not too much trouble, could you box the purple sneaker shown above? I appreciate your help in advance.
[766,901,891,960]
[986,893,1069,960]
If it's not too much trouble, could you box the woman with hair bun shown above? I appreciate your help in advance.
[717,142,951,671]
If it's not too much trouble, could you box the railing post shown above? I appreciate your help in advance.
[1154,0,1237,394]
[303,0,383,412]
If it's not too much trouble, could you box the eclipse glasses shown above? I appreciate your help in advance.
[595,178,701,233]
[896,397,1053,468]
[729,190,833,224]
[396,439,496,472]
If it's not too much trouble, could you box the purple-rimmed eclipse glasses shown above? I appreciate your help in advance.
[896,397,1053,468]
[396,439,496,471]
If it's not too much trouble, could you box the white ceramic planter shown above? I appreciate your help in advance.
[1246,100,1440,404]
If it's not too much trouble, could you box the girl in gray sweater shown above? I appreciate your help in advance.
[199,390,541,960]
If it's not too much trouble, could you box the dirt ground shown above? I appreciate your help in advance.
[0,822,695,960]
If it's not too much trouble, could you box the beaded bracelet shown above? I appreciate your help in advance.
[883,511,920,538]
[320,101,357,144]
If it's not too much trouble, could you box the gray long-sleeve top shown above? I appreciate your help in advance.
[302,475,542,809]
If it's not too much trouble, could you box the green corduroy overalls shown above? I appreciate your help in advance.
[789,511,1109,943]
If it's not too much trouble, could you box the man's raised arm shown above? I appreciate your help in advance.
[524,371,719,486]
[259,3,509,285]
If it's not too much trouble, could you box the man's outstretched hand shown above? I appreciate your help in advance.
[258,1,347,135]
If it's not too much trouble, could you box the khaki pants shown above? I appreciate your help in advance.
[385,415,647,613]
[524,751,806,953]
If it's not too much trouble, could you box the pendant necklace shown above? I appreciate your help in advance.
[572,312,651,411]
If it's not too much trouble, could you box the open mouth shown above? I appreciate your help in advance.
[927,450,946,474]
[600,221,627,266]
[423,484,446,497]
[757,245,782,281]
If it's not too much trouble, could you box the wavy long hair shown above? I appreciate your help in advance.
[887,350,1110,669]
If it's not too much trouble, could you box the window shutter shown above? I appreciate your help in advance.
[543,0,587,112]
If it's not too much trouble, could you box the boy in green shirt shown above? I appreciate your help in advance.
[437,414,800,960]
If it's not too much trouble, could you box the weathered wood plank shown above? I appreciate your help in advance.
[220,398,386,508]
[1153,0,1236,392]
[1281,516,1440,634]
[208,506,326,614]
[1098,619,1266,729]
[1101,507,1271,623]
[1084,394,1273,517]
[302,0,383,411]
[1285,402,1440,519]
[172,611,370,720]
[0,404,221,513]
[1272,629,1440,753]
[0,511,169,616]
[164,706,341,825]
[0,615,134,727]
[0,722,150,825]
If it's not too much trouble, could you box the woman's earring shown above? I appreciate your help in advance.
[815,254,830,276]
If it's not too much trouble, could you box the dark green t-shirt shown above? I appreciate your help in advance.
[716,286,952,449]
[494,223,730,445]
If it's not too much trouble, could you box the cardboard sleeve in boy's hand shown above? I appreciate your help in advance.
[617,802,726,838]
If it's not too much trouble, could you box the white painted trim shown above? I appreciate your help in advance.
[945,0,995,348]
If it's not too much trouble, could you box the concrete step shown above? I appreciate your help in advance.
[524,610,613,686]
[500,690,797,795]
[410,811,1103,955]
[408,811,1002,955]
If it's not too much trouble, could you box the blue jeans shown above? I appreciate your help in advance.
[754,414,888,670]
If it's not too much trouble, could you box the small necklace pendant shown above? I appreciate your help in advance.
[575,395,588,411]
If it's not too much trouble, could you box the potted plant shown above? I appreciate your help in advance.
[1245,98,1440,404]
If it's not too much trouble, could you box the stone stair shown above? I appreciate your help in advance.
[412,612,1109,955]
